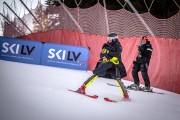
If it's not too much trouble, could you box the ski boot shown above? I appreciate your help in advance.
[141,86,151,92]
[127,84,139,90]
[123,92,130,101]
[77,84,86,94]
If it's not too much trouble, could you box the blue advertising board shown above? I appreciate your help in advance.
[41,43,89,70]
[0,36,43,64]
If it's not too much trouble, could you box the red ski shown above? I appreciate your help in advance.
[104,98,117,102]
[68,89,98,99]
[104,97,131,103]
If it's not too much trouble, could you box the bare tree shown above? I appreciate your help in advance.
[33,4,51,32]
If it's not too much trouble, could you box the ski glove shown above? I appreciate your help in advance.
[102,56,119,65]
[102,56,108,63]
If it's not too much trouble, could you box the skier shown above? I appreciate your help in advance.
[128,36,153,91]
[76,32,129,100]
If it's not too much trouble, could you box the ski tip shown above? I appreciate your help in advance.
[68,89,74,92]
[91,95,98,99]
[68,89,98,99]
[104,97,131,103]
[123,98,131,102]
[104,98,117,102]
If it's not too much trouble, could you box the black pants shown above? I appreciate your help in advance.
[84,65,128,95]
[132,62,150,87]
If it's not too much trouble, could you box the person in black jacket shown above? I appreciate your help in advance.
[76,33,129,100]
[129,36,153,91]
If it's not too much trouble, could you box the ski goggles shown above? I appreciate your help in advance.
[107,36,118,41]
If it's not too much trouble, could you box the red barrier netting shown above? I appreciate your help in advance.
[18,29,180,94]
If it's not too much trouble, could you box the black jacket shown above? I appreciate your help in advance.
[136,40,153,64]
[93,39,127,79]
[100,39,122,60]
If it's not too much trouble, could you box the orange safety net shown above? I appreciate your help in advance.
[18,30,180,94]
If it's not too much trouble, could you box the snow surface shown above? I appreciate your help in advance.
[0,60,180,120]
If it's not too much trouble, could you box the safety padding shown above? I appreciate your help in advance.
[0,36,42,64]
[41,43,89,70]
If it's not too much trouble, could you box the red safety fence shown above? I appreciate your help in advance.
[18,29,180,94]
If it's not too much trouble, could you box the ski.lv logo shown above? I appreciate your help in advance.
[2,42,35,55]
[48,48,81,62]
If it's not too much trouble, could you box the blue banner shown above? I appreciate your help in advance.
[0,36,43,64]
[41,43,89,70]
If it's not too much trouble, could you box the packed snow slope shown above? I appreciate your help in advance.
[0,60,180,120]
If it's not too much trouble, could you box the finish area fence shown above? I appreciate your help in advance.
[18,29,180,94]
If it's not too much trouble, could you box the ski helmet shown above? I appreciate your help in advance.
[107,32,118,41]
